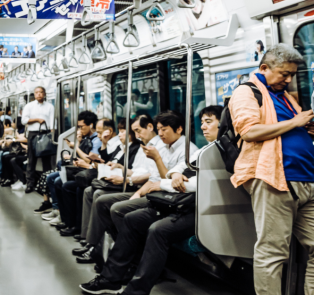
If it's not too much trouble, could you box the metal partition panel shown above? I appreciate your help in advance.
[196,143,256,258]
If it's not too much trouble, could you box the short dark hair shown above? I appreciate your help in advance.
[132,89,141,97]
[4,119,11,126]
[117,118,138,143]
[35,86,46,94]
[131,114,154,129]
[199,105,223,121]
[15,46,18,49]
[5,106,11,115]
[154,110,185,134]
[78,111,98,129]
[103,118,115,130]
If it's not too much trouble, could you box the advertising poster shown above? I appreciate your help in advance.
[140,2,181,43]
[0,63,4,80]
[246,39,266,63]
[180,0,228,32]
[0,0,115,21]
[216,67,258,106]
[0,36,37,63]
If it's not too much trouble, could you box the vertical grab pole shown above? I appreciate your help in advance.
[52,83,60,145]
[182,43,198,171]
[71,76,81,161]
[122,61,133,192]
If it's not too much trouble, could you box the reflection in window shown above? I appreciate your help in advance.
[112,64,160,130]
[88,92,104,119]
[294,23,314,111]
[167,53,206,148]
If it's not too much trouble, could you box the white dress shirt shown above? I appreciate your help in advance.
[149,135,199,182]
[21,100,54,131]
[106,135,121,155]
[160,142,212,193]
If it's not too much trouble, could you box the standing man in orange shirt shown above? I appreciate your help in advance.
[229,44,314,294]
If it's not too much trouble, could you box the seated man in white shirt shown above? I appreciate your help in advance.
[79,105,223,295]
[21,86,54,193]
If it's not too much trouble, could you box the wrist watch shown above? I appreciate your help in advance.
[128,177,133,186]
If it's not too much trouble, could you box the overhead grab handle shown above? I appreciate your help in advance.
[91,27,107,60]
[123,10,140,48]
[27,0,37,25]
[51,51,60,75]
[44,55,52,77]
[20,65,26,79]
[36,59,45,80]
[177,0,195,8]
[79,35,91,64]
[81,0,93,27]
[26,63,33,76]
[14,69,20,82]
[60,46,70,72]
[146,1,165,21]
[69,42,79,68]
[31,63,38,81]
[106,21,120,54]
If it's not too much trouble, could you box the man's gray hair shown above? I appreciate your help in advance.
[260,43,304,68]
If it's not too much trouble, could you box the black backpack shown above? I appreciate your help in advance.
[216,82,263,174]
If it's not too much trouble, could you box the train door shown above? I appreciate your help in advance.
[60,78,86,133]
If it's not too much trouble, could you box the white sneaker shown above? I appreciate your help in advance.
[11,180,21,188]
[12,182,26,191]
[49,214,62,226]
[42,209,59,221]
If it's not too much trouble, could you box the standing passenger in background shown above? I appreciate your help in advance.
[22,86,54,194]
[0,106,12,122]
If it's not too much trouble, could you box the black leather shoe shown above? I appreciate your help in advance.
[55,222,66,230]
[80,239,87,247]
[74,234,84,240]
[60,227,80,236]
[1,179,13,187]
[72,244,92,256]
[25,186,34,194]
[76,247,95,263]
[79,275,123,294]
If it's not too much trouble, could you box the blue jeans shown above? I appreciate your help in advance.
[0,151,9,177]
[47,171,60,210]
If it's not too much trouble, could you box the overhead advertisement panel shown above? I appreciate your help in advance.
[0,36,37,63]
[0,0,115,21]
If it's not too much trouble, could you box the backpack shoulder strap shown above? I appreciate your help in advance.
[239,82,263,107]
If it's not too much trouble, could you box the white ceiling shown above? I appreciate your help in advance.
[0,19,51,35]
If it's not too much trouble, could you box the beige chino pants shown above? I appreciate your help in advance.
[244,179,314,295]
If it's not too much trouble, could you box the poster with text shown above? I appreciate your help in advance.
[0,0,115,21]
[216,67,258,106]
[0,36,37,63]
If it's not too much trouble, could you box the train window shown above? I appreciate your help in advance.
[111,64,160,129]
[167,53,206,148]
[294,22,314,110]
[88,91,104,119]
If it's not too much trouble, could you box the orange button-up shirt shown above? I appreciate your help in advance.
[229,74,302,191]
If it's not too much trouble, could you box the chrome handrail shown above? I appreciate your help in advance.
[71,76,81,160]
[123,10,140,48]
[122,60,132,192]
[91,27,107,60]
[106,21,120,54]
[146,1,165,21]
[182,43,198,171]
[79,35,91,64]
[81,0,93,26]
[27,0,37,25]
[52,83,60,145]
[69,42,79,68]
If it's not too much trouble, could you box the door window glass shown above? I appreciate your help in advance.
[62,83,72,131]
[294,23,314,110]
[111,64,160,130]
[88,92,104,119]
[167,53,206,148]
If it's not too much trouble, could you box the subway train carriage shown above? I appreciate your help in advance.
[1,0,314,294]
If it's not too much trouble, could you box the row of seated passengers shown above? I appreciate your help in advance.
[3,106,223,295]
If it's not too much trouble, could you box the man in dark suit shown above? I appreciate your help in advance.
[11,46,21,57]
[27,45,35,58]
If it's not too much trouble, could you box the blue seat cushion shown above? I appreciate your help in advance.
[173,235,207,257]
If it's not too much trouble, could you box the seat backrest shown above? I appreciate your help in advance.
[196,142,256,258]
[56,126,76,163]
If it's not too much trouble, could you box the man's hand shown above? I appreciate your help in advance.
[106,175,124,185]
[102,130,111,144]
[141,145,161,161]
[74,158,90,168]
[306,122,314,136]
[37,119,45,125]
[130,192,141,200]
[147,181,161,193]
[171,172,189,193]
[77,130,83,143]
[292,110,314,128]
[107,162,123,170]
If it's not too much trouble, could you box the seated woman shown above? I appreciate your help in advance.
[0,119,15,179]
[79,105,223,295]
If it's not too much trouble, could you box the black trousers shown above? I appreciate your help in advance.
[2,153,26,181]
[27,131,52,186]
[55,178,85,228]
[11,155,27,184]
[101,207,195,295]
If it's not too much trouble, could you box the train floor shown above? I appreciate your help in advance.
[0,186,238,295]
